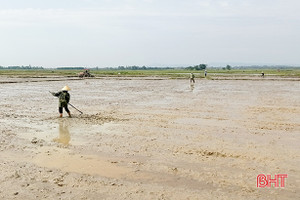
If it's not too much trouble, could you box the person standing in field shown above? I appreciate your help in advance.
[190,73,195,83]
[204,70,207,77]
[261,71,265,78]
[52,86,71,118]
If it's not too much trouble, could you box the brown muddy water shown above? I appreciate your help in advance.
[0,77,299,199]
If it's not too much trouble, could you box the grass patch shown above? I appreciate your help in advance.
[0,68,299,78]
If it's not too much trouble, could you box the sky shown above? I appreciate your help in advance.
[0,0,299,68]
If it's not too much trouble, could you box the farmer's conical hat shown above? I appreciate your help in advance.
[61,85,71,91]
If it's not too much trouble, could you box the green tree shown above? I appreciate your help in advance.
[200,64,207,70]
[226,65,232,70]
[186,64,207,70]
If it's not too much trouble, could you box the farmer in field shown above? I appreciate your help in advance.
[261,71,265,78]
[52,86,71,118]
[190,73,195,83]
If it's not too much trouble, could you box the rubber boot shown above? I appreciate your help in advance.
[68,112,71,118]
[59,113,63,118]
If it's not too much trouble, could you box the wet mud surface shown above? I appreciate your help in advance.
[0,77,299,199]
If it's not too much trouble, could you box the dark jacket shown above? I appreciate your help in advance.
[53,91,70,107]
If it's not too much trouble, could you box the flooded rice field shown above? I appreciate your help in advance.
[0,77,299,199]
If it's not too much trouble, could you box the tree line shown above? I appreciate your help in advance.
[1,64,298,70]
[115,66,174,70]
[185,64,207,70]
[0,65,43,69]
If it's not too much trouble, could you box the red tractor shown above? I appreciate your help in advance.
[78,69,94,78]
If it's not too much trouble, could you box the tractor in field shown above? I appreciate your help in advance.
[78,69,94,78]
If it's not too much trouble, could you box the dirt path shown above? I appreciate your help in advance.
[0,77,299,199]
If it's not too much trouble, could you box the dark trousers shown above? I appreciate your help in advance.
[59,105,70,114]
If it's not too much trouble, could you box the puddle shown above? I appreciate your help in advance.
[32,147,213,190]
[53,121,71,146]
[9,117,113,147]
[34,147,133,178]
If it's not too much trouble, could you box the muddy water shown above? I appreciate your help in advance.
[53,121,71,145]
[0,77,299,199]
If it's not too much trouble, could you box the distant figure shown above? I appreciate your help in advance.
[52,86,71,118]
[204,70,207,77]
[261,71,265,78]
[190,73,195,83]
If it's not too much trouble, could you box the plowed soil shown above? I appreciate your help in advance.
[0,77,299,199]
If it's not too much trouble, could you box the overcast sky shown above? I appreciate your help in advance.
[0,0,299,68]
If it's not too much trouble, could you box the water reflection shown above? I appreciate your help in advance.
[190,83,195,91]
[53,121,71,145]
